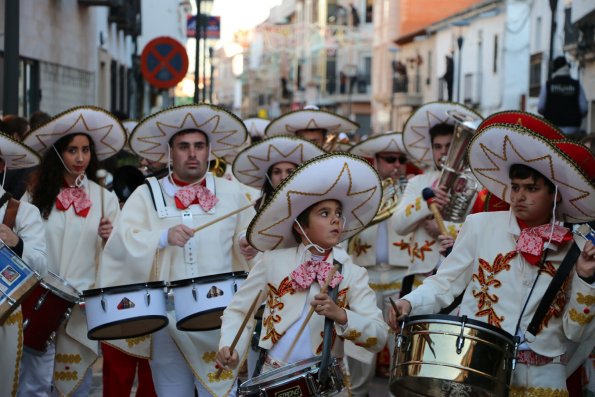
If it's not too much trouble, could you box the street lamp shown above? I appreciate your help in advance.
[452,20,469,103]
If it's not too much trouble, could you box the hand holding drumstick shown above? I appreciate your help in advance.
[387,297,411,332]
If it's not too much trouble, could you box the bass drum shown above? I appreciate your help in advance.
[390,314,516,397]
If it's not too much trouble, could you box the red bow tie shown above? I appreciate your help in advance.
[174,182,219,211]
[516,221,572,265]
[290,260,344,291]
[56,187,92,217]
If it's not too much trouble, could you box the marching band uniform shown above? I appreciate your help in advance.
[19,107,126,397]
[0,135,47,397]
[400,112,595,395]
[98,105,252,397]
[394,102,482,285]
[346,132,413,395]
[219,153,388,388]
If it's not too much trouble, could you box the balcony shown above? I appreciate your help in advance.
[393,91,423,108]
[108,1,141,37]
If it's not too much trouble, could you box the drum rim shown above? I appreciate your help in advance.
[239,356,335,391]
[176,307,226,331]
[42,272,80,302]
[168,271,248,288]
[405,314,514,341]
[87,315,169,340]
[82,281,167,297]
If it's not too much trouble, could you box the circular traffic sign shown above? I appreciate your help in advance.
[140,36,189,89]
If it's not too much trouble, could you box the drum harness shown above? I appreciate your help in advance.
[252,259,344,390]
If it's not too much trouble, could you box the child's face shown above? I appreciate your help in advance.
[510,176,557,227]
[298,199,343,249]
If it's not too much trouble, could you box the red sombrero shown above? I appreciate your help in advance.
[478,111,566,141]
[468,120,595,223]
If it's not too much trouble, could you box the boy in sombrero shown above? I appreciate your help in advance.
[389,112,595,395]
[216,153,388,380]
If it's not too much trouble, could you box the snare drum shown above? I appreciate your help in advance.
[238,356,344,397]
[21,272,80,353]
[169,271,247,331]
[82,281,168,340]
[0,242,40,324]
[390,314,516,397]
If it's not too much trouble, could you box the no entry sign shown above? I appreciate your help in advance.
[140,36,189,89]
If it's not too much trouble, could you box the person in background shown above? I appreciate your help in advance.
[538,55,588,141]
[0,115,32,199]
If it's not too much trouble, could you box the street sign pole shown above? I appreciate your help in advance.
[194,0,202,103]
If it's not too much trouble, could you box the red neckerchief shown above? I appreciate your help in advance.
[290,250,343,290]
[516,218,572,266]
[56,181,92,217]
[172,176,218,211]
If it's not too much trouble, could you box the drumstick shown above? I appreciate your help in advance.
[193,201,255,234]
[96,169,108,219]
[421,188,450,236]
[215,289,263,379]
[283,264,339,363]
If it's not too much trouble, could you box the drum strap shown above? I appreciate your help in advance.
[318,259,343,386]
[526,242,580,337]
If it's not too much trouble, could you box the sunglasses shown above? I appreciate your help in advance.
[377,155,407,164]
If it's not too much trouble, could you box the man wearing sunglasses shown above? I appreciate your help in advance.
[346,132,414,397]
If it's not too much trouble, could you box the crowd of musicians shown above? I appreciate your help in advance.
[0,100,593,397]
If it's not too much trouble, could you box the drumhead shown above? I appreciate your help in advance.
[405,314,514,342]
[42,272,80,302]
[82,281,167,297]
[168,271,248,288]
[240,356,322,391]
[87,316,168,340]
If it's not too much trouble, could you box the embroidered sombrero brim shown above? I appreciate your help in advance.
[243,118,270,139]
[478,111,566,141]
[122,120,139,154]
[129,104,248,163]
[22,106,126,161]
[265,109,359,137]
[402,102,482,166]
[232,135,325,188]
[349,132,406,158]
[247,153,382,252]
[0,133,40,169]
[468,124,595,223]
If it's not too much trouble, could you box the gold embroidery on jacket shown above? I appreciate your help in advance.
[348,236,372,257]
[202,351,216,363]
[126,335,150,348]
[55,354,82,364]
[509,386,569,397]
[541,261,557,278]
[262,277,296,344]
[342,330,362,341]
[11,310,23,397]
[356,337,378,348]
[541,276,570,331]
[569,308,594,325]
[472,251,516,328]
[207,369,233,382]
[54,371,79,381]
[576,292,595,306]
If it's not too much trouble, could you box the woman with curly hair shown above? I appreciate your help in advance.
[19,107,125,397]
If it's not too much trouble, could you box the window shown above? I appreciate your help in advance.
[535,17,542,50]
[464,73,473,104]
[493,35,499,74]
[529,52,543,97]
[427,50,432,86]
[366,0,373,23]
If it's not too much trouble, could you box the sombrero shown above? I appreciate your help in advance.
[349,131,406,159]
[468,120,595,223]
[121,119,139,154]
[129,104,247,163]
[402,101,482,166]
[0,133,40,169]
[244,118,270,139]
[22,106,126,161]
[232,135,325,188]
[247,153,382,252]
[478,111,566,141]
[265,108,358,137]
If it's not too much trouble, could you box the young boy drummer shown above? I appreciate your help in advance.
[389,113,595,395]
[216,153,389,382]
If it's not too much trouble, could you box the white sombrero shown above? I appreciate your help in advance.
[244,118,270,139]
[468,118,595,223]
[232,135,325,188]
[265,108,359,137]
[402,102,482,166]
[122,120,139,154]
[23,106,126,161]
[129,104,247,163]
[349,131,406,158]
[247,153,382,252]
[0,133,40,169]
